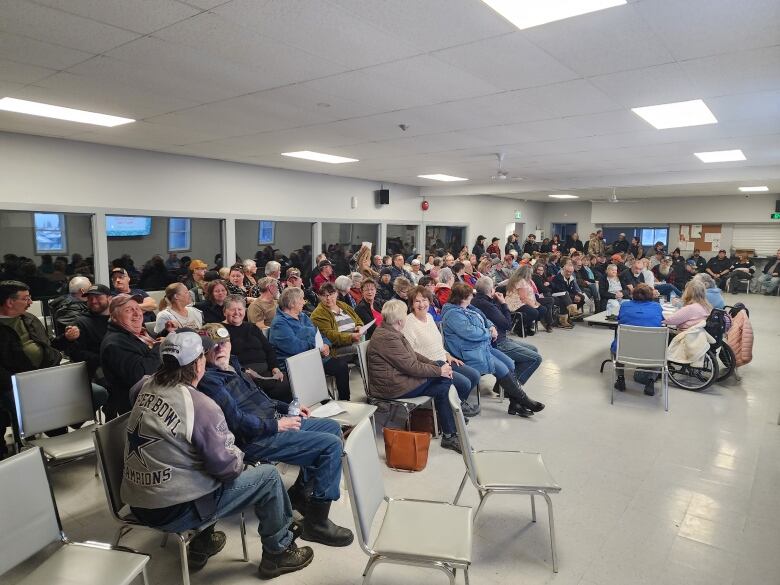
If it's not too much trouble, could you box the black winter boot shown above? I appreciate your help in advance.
[301,500,354,547]
[258,541,314,579]
[498,375,545,413]
[287,473,309,516]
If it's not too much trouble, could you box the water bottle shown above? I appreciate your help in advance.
[287,397,301,417]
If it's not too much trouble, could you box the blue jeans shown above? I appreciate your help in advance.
[487,346,516,380]
[517,305,547,330]
[451,363,480,401]
[144,464,294,554]
[242,417,343,502]
[495,339,543,385]
[401,376,457,435]
[655,283,682,301]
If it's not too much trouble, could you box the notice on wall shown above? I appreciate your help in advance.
[679,225,690,241]
[680,241,694,251]
[704,232,721,243]
[690,224,702,239]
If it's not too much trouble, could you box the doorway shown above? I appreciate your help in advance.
[550,223,577,243]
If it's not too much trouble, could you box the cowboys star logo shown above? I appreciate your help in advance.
[126,414,161,469]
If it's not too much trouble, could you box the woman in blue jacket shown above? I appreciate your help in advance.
[611,283,664,396]
[269,287,351,400]
[442,283,544,417]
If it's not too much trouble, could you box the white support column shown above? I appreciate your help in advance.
[223,218,236,266]
[92,211,109,286]
[378,223,387,257]
[311,222,322,269]
[417,223,426,257]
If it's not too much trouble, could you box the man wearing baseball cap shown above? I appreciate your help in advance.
[110,267,157,321]
[123,330,313,578]
[311,260,335,294]
[197,323,353,548]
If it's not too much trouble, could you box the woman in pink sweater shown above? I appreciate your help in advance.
[664,281,711,331]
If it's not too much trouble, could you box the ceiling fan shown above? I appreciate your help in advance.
[490,153,523,182]
[593,187,639,204]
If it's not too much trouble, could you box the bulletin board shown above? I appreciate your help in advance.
[678,224,722,252]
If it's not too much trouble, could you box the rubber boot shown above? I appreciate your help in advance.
[301,500,354,547]
[498,375,545,415]
[287,473,308,516]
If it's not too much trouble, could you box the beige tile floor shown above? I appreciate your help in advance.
[4,292,779,585]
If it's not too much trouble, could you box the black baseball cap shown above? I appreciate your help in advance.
[86,284,111,296]
[318,260,333,268]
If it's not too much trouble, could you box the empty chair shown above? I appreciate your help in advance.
[93,413,248,585]
[609,324,670,411]
[343,419,472,584]
[12,361,97,463]
[448,388,561,573]
[356,340,438,435]
[146,289,166,311]
[0,447,149,585]
[286,348,376,430]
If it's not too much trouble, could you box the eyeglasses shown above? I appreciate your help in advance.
[14,295,32,303]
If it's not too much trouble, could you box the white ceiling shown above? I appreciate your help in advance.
[1,0,779,201]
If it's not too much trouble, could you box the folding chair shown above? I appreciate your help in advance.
[608,325,670,411]
[93,413,249,585]
[146,289,166,313]
[0,447,149,585]
[286,348,376,430]
[11,362,97,464]
[343,419,472,584]
[448,388,561,573]
[356,340,439,436]
[510,310,537,339]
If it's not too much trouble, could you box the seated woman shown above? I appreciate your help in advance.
[225,263,257,303]
[154,282,203,333]
[242,258,259,289]
[334,275,357,308]
[651,257,683,301]
[600,264,626,304]
[435,267,455,306]
[664,280,711,331]
[441,283,544,418]
[505,265,544,335]
[417,276,442,322]
[692,273,725,309]
[367,299,463,453]
[269,287,352,400]
[194,279,229,324]
[612,284,664,396]
[221,294,292,402]
[727,253,754,293]
[392,276,412,304]
[348,272,363,305]
[310,282,363,360]
[354,278,382,339]
[403,286,481,417]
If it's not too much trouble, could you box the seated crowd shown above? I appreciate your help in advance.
[0,235,772,579]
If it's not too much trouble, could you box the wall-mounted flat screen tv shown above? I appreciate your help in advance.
[106,215,152,237]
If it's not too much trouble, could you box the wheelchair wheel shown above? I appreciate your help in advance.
[715,343,736,382]
[668,351,719,391]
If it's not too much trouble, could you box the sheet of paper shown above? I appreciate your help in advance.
[314,330,324,349]
[704,232,719,242]
[679,226,689,241]
[310,401,346,418]
[358,319,375,335]
[710,238,720,250]
[690,224,702,238]
[551,292,567,297]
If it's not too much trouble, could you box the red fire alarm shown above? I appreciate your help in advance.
[421,200,429,211]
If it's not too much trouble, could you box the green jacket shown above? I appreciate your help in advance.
[310,301,363,357]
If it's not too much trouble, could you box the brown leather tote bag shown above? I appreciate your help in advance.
[383,427,431,472]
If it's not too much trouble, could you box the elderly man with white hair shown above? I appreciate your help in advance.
[264,260,282,281]
[49,274,91,334]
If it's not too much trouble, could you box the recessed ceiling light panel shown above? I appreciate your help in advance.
[738,186,768,192]
[548,194,579,199]
[481,0,626,30]
[694,149,746,163]
[281,151,358,164]
[631,99,717,130]
[0,97,134,127]
[418,174,468,182]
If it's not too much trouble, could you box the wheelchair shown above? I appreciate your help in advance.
[667,306,737,391]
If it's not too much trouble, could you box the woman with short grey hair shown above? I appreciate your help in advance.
[692,272,725,309]
[435,267,455,305]
[334,275,356,308]
[278,286,304,312]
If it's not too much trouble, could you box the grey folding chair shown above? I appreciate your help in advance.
[448,388,561,573]
[286,348,376,430]
[12,362,97,464]
[610,324,670,411]
[356,340,439,436]
[343,419,473,585]
[0,447,150,585]
[93,413,248,585]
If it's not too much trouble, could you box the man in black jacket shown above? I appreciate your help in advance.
[612,233,630,254]
[100,294,161,418]
[706,249,732,289]
[688,249,707,273]
[522,234,540,255]
[48,275,91,336]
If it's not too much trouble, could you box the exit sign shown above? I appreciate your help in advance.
[514,210,522,220]
[772,212,780,220]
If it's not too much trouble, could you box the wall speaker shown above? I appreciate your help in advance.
[376,188,390,205]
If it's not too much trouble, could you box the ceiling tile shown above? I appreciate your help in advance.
[0,32,94,70]
[214,0,422,69]
[0,0,140,53]
[588,62,700,108]
[69,120,215,148]
[31,0,200,35]
[681,45,780,97]
[0,110,94,137]
[511,79,622,119]
[0,59,55,85]
[522,3,674,77]
[634,0,780,60]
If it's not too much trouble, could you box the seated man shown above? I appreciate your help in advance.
[48,275,91,335]
[757,248,780,294]
[247,277,279,328]
[705,249,731,290]
[550,260,586,318]
[620,260,660,299]
[123,330,313,578]
[100,294,161,418]
[689,249,707,273]
[110,267,157,323]
[197,324,353,548]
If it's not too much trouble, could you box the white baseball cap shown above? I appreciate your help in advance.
[160,331,209,366]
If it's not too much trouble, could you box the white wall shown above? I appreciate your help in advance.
[591,194,777,224]
[235,220,312,261]
[542,201,597,239]
[0,210,93,262]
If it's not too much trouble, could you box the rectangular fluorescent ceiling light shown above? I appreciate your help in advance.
[481,0,626,30]
[631,99,717,129]
[281,151,358,164]
[738,186,768,192]
[694,149,746,163]
[418,174,468,182]
[0,97,134,127]
[548,194,579,199]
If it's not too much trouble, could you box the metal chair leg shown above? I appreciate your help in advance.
[542,492,558,573]
[473,492,489,521]
[454,471,469,505]
[240,512,248,562]
[160,533,169,548]
[177,534,191,585]
[141,565,150,585]
[431,400,439,437]
[663,368,669,412]
[530,494,536,522]
[362,555,381,585]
